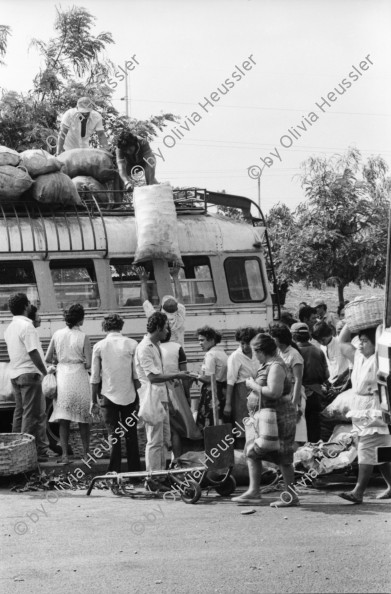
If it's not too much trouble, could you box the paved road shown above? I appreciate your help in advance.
[1,478,391,594]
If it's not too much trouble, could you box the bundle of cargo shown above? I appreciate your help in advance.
[0,146,34,200]
[57,148,116,183]
[344,295,384,332]
[31,172,82,206]
[133,183,183,264]
[72,175,113,205]
[20,149,62,178]
[0,146,20,167]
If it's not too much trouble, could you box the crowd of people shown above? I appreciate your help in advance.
[4,289,391,504]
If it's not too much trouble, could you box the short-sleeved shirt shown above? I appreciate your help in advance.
[90,332,138,406]
[135,335,168,402]
[143,300,186,346]
[61,108,104,151]
[298,343,329,387]
[4,316,45,378]
[227,347,259,386]
[321,336,350,384]
[202,345,228,383]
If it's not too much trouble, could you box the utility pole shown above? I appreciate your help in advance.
[124,64,129,117]
[257,174,261,210]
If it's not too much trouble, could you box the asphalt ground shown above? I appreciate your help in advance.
[1,472,390,594]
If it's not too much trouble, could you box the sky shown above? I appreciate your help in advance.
[1,0,390,213]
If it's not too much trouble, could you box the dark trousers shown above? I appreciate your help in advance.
[305,391,322,443]
[99,396,140,473]
[11,373,49,455]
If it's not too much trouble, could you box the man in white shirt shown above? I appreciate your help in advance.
[4,293,49,462]
[135,312,189,485]
[135,264,186,346]
[313,299,339,334]
[90,314,140,473]
[56,96,109,155]
[312,321,354,401]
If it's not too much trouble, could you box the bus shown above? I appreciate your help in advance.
[0,188,280,446]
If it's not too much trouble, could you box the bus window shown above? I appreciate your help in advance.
[224,257,266,302]
[0,262,39,311]
[110,259,158,307]
[50,260,100,309]
[176,257,216,305]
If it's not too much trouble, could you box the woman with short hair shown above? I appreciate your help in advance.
[223,327,260,446]
[269,322,307,445]
[46,304,92,465]
[232,333,299,507]
[195,326,228,430]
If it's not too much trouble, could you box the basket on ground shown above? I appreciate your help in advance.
[0,433,37,475]
[344,296,384,333]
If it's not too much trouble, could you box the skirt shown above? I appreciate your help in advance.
[49,362,91,424]
[232,382,251,439]
[196,381,227,430]
[247,396,296,465]
[358,432,391,465]
[168,380,202,440]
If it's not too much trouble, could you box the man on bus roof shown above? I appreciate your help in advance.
[115,129,158,190]
[56,96,109,155]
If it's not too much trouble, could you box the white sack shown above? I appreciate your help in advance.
[133,183,183,264]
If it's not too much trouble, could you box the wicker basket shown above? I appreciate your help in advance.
[0,433,37,476]
[344,296,384,332]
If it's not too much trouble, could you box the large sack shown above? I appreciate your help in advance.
[0,146,21,167]
[20,149,62,178]
[72,176,112,204]
[133,183,183,264]
[57,148,115,182]
[0,165,33,200]
[31,172,82,206]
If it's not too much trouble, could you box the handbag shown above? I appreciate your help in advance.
[42,373,57,399]
[138,383,166,425]
[253,407,280,454]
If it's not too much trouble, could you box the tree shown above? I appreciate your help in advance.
[0,25,11,65]
[0,8,177,152]
[278,148,390,303]
[265,203,297,305]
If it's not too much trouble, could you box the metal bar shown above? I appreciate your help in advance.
[91,193,109,258]
[62,208,73,252]
[0,204,11,253]
[24,202,36,253]
[83,199,97,253]
[51,206,61,252]
[37,203,49,259]
[73,203,85,253]
[12,203,23,252]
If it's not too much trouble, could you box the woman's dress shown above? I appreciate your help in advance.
[196,345,228,430]
[160,341,202,440]
[48,327,91,424]
[349,351,391,465]
[248,356,296,465]
[227,347,259,440]
[279,345,308,443]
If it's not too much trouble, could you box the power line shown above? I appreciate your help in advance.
[111,97,390,117]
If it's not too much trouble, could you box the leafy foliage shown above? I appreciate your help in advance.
[0,24,11,65]
[272,148,390,303]
[0,8,177,154]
